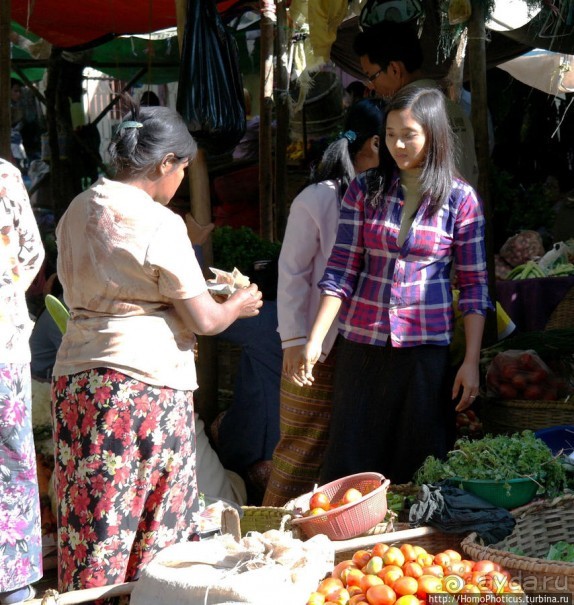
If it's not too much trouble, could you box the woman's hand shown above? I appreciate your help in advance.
[229,283,263,318]
[282,345,305,377]
[452,359,480,412]
[286,340,322,387]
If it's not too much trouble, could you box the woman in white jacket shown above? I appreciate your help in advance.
[263,100,383,506]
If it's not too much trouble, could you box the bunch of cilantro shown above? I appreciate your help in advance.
[414,430,566,497]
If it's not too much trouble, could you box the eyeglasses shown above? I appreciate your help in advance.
[366,68,384,83]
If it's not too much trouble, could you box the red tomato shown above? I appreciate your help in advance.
[332,559,358,580]
[395,594,421,605]
[372,543,390,558]
[360,574,385,594]
[416,552,434,567]
[433,552,451,568]
[366,583,397,605]
[393,576,418,597]
[346,569,367,588]
[442,549,462,563]
[327,587,351,605]
[421,565,444,578]
[402,562,424,579]
[486,570,508,593]
[307,591,325,605]
[382,546,405,568]
[363,556,384,575]
[317,577,344,599]
[342,488,363,504]
[400,544,417,562]
[353,549,373,568]
[459,584,481,595]
[349,585,365,597]
[378,565,404,586]
[416,575,443,599]
[472,560,496,574]
[310,491,331,511]
[349,594,370,605]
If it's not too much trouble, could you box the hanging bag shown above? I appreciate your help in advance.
[176,0,246,155]
[359,0,423,29]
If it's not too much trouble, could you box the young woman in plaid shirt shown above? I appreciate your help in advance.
[290,87,493,485]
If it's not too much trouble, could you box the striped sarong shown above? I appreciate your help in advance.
[262,348,336,507]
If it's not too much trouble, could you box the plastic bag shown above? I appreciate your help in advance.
[176,0,246,155]
[486,349,559,400]
[447,0,472,25]
[499,230,545,268]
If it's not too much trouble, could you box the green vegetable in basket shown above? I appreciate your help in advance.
[546,541,574,562]
[414,431,566,497]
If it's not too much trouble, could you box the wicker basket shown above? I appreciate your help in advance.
[240,506,301,537]
[461,494,574,595]
[480,397,574,435]
[545,285,574,330]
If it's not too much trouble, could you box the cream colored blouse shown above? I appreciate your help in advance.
[54,178,206,391]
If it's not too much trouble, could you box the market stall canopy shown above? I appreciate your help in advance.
[10,22,182,84]
[10,0,247,49]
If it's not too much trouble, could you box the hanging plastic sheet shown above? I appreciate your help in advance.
[176,0,246,155]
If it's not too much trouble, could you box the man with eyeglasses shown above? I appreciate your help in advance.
[354,21,478,188]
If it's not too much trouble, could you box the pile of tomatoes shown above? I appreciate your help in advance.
[307,543,522,605]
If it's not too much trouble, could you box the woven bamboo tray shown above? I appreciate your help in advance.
[481,397,574,435]
[461,493,574,595]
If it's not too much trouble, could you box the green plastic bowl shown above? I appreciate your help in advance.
[449,477,538,509]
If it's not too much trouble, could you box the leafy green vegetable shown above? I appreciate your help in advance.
[414,431,566,497]
[212,226,281,275]
[546,541,574,562]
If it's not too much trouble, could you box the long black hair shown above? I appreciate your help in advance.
[367,87,454,214]
[309,98,384,195]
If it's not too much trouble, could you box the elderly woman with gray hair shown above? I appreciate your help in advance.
[51,98,262,594]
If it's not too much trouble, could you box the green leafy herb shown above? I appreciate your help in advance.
[414,431,566,497]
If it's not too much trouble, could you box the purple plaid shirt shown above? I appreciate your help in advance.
[319,172,493,347]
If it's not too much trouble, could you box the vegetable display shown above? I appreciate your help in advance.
[413,431,565,497]
[307,543,524,605]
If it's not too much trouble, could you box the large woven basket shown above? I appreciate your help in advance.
[480,397,574,434]
[461,494,574,595]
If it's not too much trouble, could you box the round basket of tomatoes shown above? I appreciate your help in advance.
[290,472,390,541]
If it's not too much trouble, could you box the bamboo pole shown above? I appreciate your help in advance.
[259,0,276,241]
[468,0,498,346]
[0,0,12,160]
[274,0,290,240]
[175,0,218,426]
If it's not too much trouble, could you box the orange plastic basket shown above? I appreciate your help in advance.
[290,472,390,541]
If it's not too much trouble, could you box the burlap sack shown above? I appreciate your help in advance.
[130,530,334,605]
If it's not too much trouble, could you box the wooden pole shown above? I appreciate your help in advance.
[468,0,497,346]
[259,0,275,241]
[0,0,12,161]
[274,0,290,240]
[175,0,218,427]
